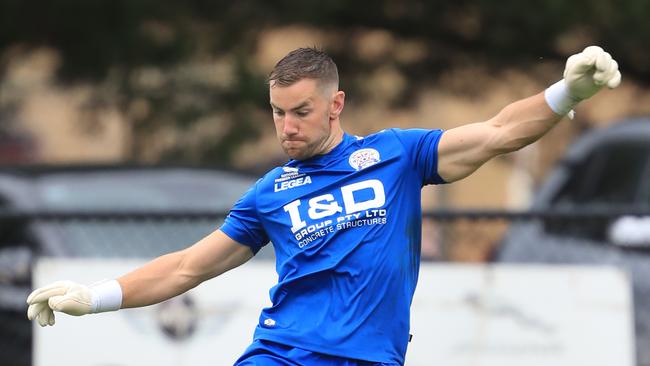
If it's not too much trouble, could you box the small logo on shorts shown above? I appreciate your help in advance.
[263,318,276,327]
[349,148,381,171]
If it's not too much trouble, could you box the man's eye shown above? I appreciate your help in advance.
[296,111,309,117]
[273,110,284,116]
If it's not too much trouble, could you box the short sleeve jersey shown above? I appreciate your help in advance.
[220,128,445,364]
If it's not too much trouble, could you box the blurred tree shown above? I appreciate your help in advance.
[0,0,647,166]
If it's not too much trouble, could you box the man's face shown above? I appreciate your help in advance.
[270,78,339,160]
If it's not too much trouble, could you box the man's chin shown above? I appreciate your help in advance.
[285,148,310,161]
[286,151,304,160]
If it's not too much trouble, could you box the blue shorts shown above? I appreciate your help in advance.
[234,339,399,366]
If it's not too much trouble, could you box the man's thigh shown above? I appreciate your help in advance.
[234,339,396,366]
[234,340,300,366]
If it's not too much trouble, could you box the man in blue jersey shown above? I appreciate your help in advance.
[26,46,621,365]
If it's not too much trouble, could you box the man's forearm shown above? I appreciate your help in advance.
[117,250,200,309]
[487,92,564,155]
[117,230,253,309]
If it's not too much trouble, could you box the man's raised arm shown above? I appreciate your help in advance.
[437,45,621,183]
[26,229,253,326]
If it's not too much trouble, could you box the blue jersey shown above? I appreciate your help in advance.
[220,128,445,364]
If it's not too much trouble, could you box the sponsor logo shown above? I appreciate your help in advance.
[283,179,388,248]
[349,148,381,171]
[274,166,312,192]
[274,175,312,192]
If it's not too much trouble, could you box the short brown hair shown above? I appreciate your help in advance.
[268,47,339,89]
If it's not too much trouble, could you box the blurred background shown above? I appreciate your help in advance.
[1,0,649,365]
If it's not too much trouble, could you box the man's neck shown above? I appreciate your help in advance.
[320,126,345,156]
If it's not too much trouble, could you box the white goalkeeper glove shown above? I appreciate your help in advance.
[545,45,622,118]
[26,279,122,327]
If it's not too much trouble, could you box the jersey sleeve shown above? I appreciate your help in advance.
[219,179,269,254]
[390,128,447,185]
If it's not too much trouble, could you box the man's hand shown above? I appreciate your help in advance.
[26,279,123,326]
[564,45,621,100]
[545,45,621,118]
[27,281,94,326]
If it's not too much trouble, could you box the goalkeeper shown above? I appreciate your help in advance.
[27,46,620,365]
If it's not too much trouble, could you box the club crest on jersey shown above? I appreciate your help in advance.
[349,148,381,171]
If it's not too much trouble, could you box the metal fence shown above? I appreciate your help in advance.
[1,209,649,366]
[3,207,650,259]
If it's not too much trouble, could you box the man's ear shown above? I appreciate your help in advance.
[330,91,345,120]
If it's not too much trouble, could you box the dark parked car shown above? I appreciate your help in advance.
[0,165,260,366]
[495,118,650,366]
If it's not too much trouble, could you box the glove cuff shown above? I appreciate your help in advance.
[544,79,580,119]
[89,279,123,313]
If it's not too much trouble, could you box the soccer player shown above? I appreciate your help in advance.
[27,46,621,365]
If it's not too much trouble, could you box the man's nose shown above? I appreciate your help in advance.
[283,114,299,136]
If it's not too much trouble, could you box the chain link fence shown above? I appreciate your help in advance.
[1,209,649,366]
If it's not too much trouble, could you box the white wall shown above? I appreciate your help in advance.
[33,260,635,366]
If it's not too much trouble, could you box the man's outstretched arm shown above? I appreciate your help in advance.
[26,229,253,326]
[437,45,621,183]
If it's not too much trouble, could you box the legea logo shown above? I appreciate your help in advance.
[274,176,312,192]
[274,166,312,192]
[349,148,381,170]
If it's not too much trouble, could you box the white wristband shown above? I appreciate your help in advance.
[89,279,123,313]
[544,79,580,119]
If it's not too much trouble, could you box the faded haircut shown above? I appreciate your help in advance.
[268,47,339,90]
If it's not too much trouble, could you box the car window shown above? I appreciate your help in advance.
[552,142,650,207]
[546,142,650,242]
